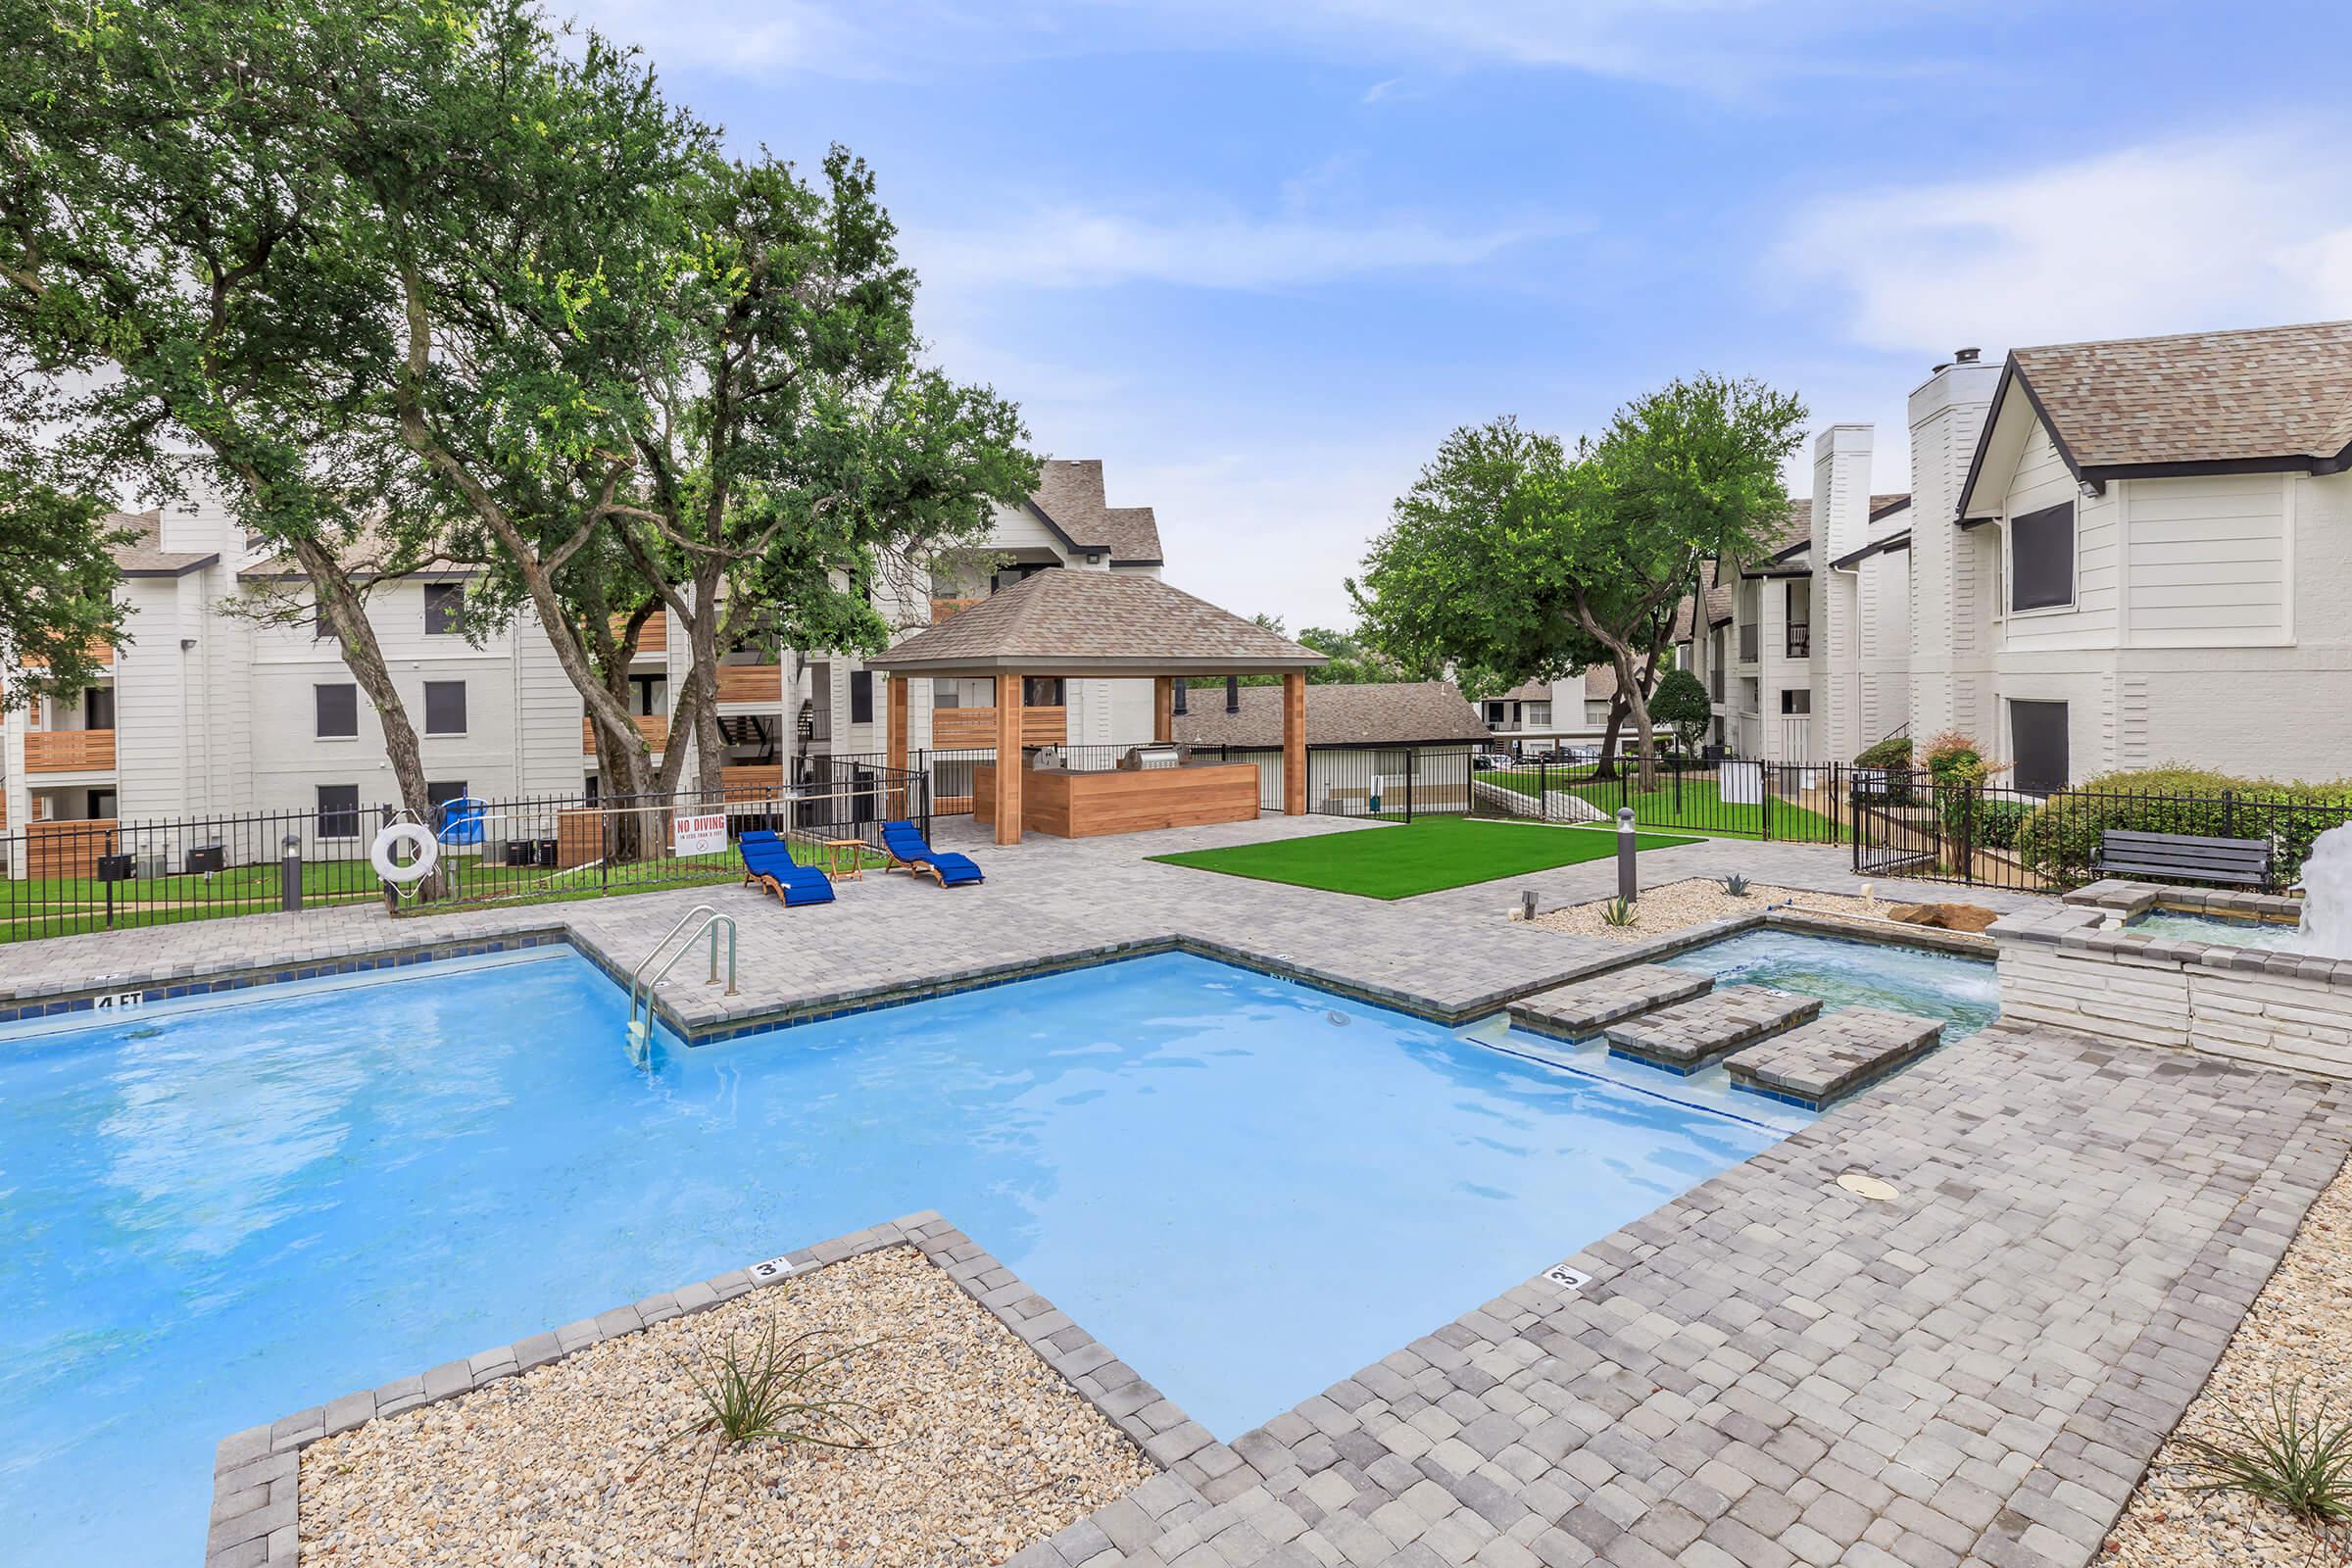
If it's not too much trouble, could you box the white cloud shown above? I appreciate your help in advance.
[908,206,1555,291]
[1775,131,2352,355]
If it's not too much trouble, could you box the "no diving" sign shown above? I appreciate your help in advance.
[672,811,728,857]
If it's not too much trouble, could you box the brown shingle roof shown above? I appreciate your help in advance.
[2010,319,2352,471]
[1174,680,1488,748]
[1030,460,1164,564]
[868,567,1324,676]
[1497,679,1550,702]
[108,510,218,577]
[1581,663,1619,704]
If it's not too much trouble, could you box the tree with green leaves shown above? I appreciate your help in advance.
[1650,666,1712,758]
[0,0,494,855]
[1354,379,1804,790]
[0,367,124,702]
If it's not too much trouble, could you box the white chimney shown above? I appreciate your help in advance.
[1906,351,2001,742]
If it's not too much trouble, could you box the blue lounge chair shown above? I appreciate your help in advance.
[880,819,983,887]
[739,830,836,906]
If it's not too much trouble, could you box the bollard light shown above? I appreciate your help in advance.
[1616,807,1638,905]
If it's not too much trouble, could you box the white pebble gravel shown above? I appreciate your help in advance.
[1531,878,1889,942]
[2106,1152,2352,1567]
[298,1246,1155,1567]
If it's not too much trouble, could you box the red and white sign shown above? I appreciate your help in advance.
[672,811,729,857]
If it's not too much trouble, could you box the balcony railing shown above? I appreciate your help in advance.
[1738,624,1759,663]
[929,596,985,624]
[610,611,666,656]
[1786,627,1811,660]
[25,729,116,772]
[932,706,1067,749]
[719,762,783,792]
[20,639,115,670]
[582,712,669,754]
[714,663,782,704]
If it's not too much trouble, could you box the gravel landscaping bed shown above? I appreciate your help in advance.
[1532,877,1889,942]
[297,1246,1155,1567]
[2107,1150,2352,1568]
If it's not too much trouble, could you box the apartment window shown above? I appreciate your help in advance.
[1524,701,1550,728]
[2010,501,2076,612]
[84,687,114,730]
[314,599,336,640]
[423,581,466,636]
[423,680,467,736]
[317,785,362,839]
[1023,676,1065,708]
[316,683,360,739]
[1780,689,1811,716]
[2011,701,2070,793]
[1485,701,1504,725]
[629,674,665,716]
[427,780,470,811]
[849,669,874,724]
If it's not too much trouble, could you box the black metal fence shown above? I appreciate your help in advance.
[1851,771,2352,893]
[0,767,929,944]
[1466,756,1855,845]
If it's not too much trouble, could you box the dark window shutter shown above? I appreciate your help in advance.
[2011,701,2070,792]
[849,670,874,724]
[2010,502,2075,611]
[423,680,466,735]
[316,683,360,738]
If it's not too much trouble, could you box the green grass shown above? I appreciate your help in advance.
[1148,814,1697,900]
[1486,769,1840,842]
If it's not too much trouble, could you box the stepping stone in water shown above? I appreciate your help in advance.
[1508,965,1715,1041]
[1602,985,1823,1074]
[1723,1006,1945,1110]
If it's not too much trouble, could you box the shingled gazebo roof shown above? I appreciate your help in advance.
[868,569,1326,678]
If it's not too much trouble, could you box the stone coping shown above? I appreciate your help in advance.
[205,1211,1217,1568]
[2064,877,2307,923]
[1991,901,2352,989]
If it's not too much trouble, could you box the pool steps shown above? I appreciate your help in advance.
[1507,968,1947,1111]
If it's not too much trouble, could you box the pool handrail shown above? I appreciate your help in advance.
[627,904,738,1060]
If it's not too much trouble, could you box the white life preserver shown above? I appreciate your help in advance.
[370,821,441,884]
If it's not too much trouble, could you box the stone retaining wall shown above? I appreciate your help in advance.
[1990,881,2352,1077]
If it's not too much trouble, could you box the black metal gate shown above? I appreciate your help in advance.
[1849,772,1942,879]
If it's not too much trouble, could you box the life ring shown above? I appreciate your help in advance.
[370,821,441,884]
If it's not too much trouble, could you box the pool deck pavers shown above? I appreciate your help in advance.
[1726,1007,1949,1109]
[9,813,2339,1568]
[1507,966,1718,1040]
[1602,985,1826,1074]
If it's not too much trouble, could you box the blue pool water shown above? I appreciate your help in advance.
[2127,908,2311,952]
[0,950,1790,1566]
[1662,928,2001,1041]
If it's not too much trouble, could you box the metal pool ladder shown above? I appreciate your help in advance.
[626,904,738,1065]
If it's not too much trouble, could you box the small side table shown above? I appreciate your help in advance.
[819,838,866,881]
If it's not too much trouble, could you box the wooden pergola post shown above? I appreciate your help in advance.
[995,672,1025,845]
[885,673,909,817]
[1283,671,1307,815]
[1152,676,1175,744]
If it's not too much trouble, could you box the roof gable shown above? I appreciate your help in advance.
[869,567,1324,676]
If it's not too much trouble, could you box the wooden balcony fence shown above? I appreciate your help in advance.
[19,639,116,670]
[610,611,667,655]
[581,712,669,754]
[25,729,117,772]
[928,597,985,624]
[714,663,782,704]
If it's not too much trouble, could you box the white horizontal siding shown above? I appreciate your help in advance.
[2124,474,2287,644]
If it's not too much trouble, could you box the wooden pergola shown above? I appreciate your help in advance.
[868,570,1326,845]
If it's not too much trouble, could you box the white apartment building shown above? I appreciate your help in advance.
[0,459,1168,852]
[1684,320,2352,789]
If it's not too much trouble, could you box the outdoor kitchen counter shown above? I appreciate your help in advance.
[969,760,1261,839]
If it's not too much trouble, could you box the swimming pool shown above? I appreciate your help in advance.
[1661,928,2000,1042]
[0,949,1791,1566]
[2124,908,2312,953]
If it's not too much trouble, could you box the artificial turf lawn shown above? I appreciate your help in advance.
[1148,814,1697,900]
[1484,770,1841,842]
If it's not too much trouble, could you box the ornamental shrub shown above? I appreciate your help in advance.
[1852,734,1917,805]
[2012,765,2352,888]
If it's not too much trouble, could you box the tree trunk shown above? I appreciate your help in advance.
[297,536,446,901]
[1594,695,1629,779]
[1618,650,1661,793]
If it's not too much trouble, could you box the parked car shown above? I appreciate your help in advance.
[1471,750,1514,772]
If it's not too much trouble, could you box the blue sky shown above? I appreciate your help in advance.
[570,0,2352,629]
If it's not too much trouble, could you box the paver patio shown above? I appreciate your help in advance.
[9,813,2338,1568]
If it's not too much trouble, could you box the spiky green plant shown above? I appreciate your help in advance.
[1721,874,1751,898]
[1600,896,1638,927]
[644,1316,882,1537]
[2176,1385,2352,1528]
